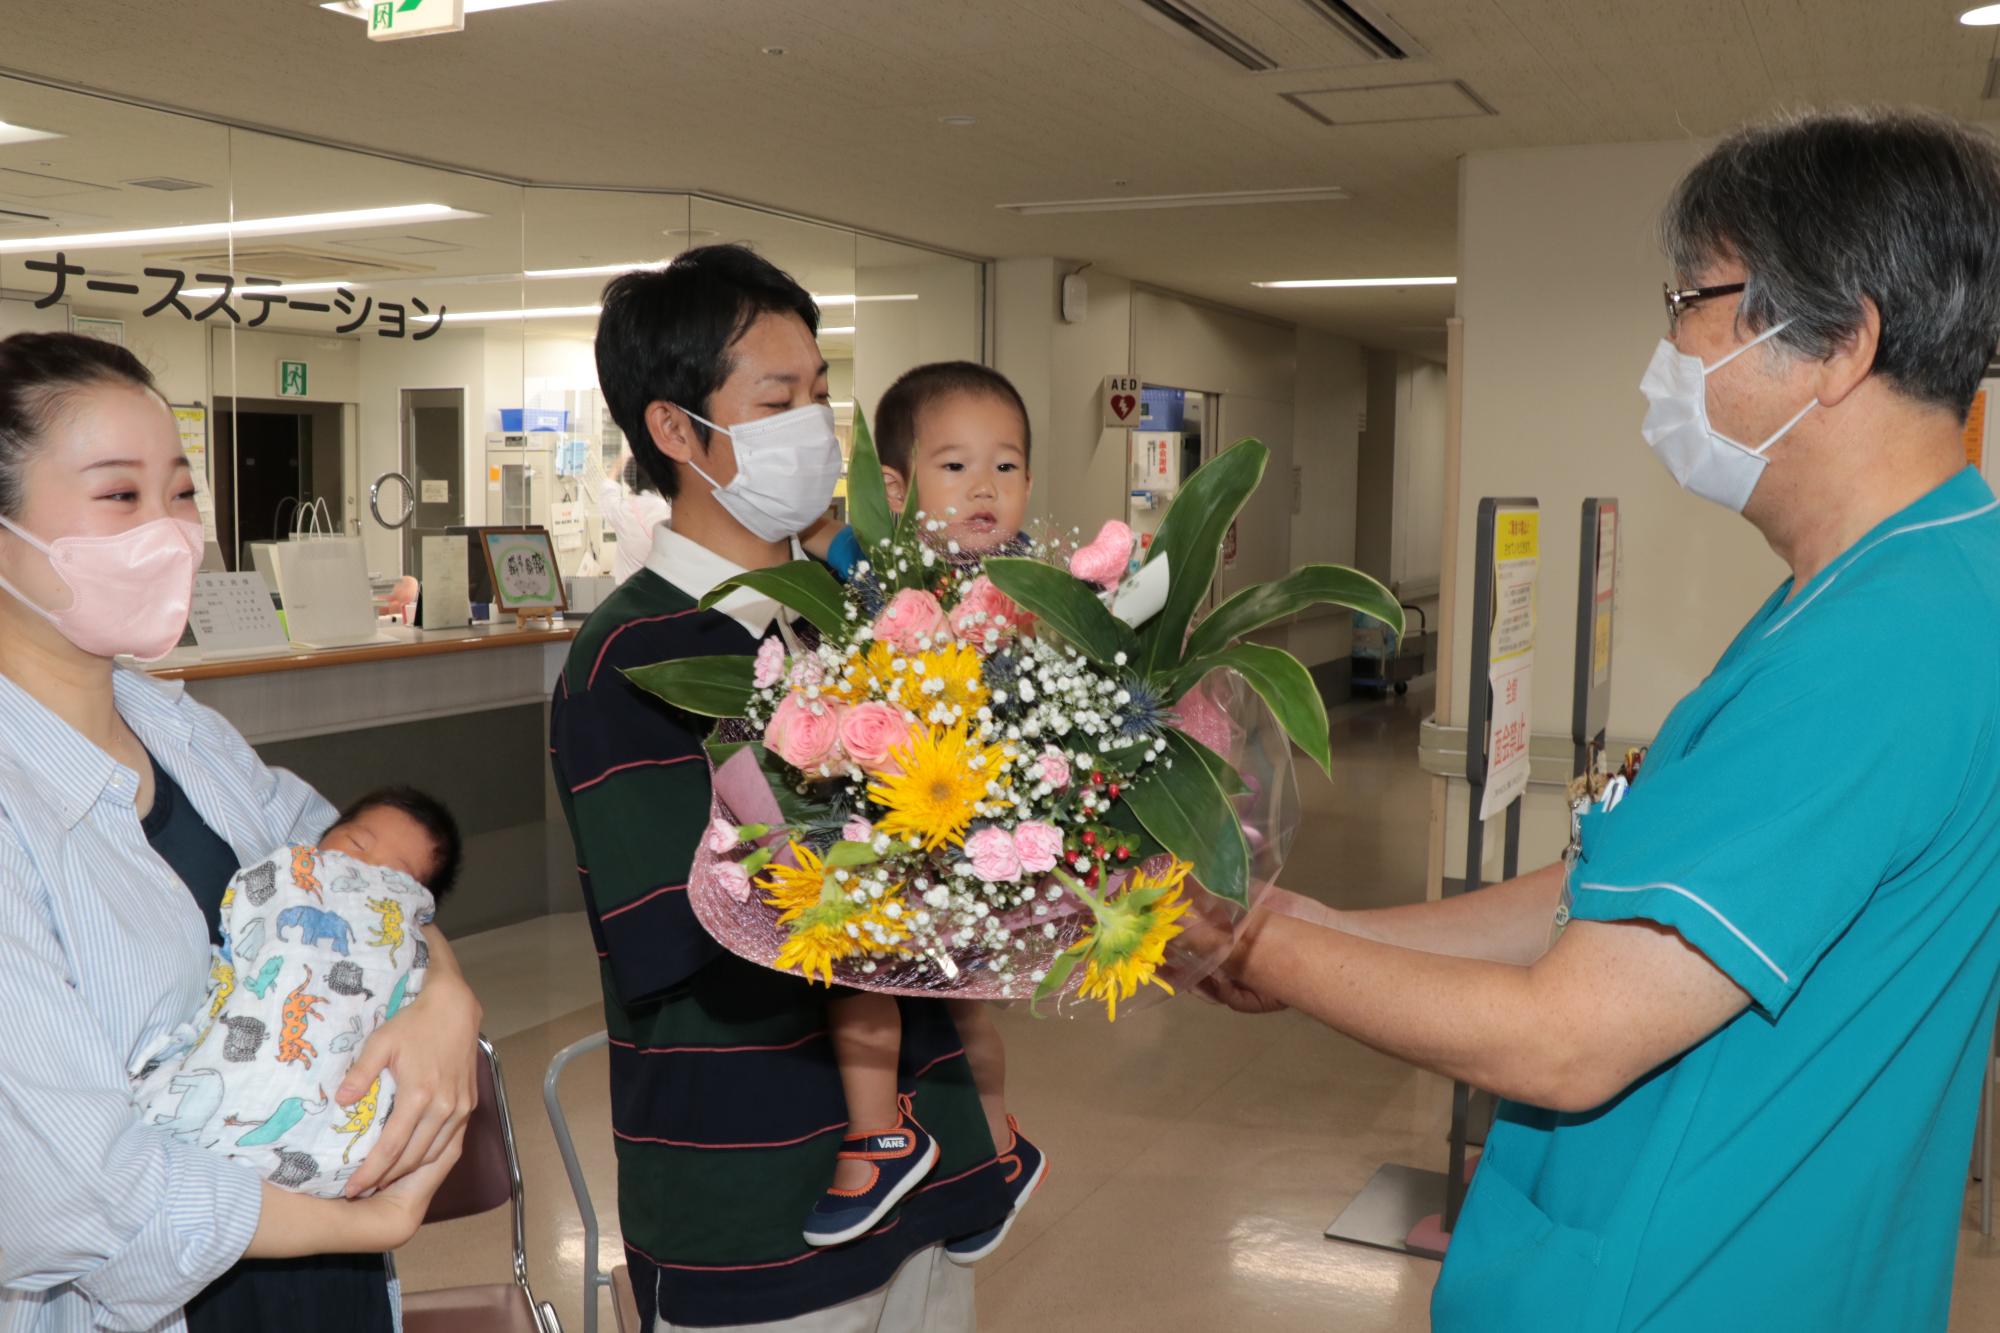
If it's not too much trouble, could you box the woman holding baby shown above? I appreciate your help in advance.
[0,331,483,1333]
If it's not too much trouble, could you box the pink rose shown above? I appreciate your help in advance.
[839,702,914,775]
[765,693,843,770]
[873,588,948,654]
[965,826,1023,883]
[753,636,786,689]
[711,860,753,903]
[1069,520,1134,589]
[1012,821,1064,874]
[705,817,739,854]
[842,816,875,843]
[1038,750,1071,789]
[947,575,1032,645]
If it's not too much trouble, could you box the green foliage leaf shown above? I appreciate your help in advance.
[982,557,1139,668]
[1185,564,1404,662]
[1122,730,1252,906]
[846,404,894,554]
[824,840,883,869]
[894,470,924,550]
[624,655,755,718]
[1175,644,1333,777]
[700,560,850,637]
[1136,438,1269,676]
[1173,729,1250,797]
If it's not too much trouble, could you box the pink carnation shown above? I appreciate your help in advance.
[1037,750,1071,789]
[947,575,1032,645]
[1012,821,1064,874]
[839,702,915,775]
[711,860,753,903]
[965,826,1023,883]
[752,636,786,689]
[842,816,875,843]
[764,693,843,771]
[1069,520,1134,589]
[705,817,739,854]
[873,588,947,654]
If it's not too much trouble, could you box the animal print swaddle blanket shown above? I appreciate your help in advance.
[131,845,435,1197]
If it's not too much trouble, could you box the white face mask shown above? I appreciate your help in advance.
[677,402,842,543]
[1639,319,1819,513]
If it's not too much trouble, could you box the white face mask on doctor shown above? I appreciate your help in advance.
[1639,318,1820,513]
[675,402,843,543]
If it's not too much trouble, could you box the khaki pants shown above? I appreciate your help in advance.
[655,1245,974,1333]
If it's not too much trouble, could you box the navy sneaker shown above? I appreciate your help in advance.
[945,1117,1047,1265]
[804,1096,940,1248]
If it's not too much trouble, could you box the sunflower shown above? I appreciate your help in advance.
[867,725,1011,849]
[1073,858,1195,1021]
[757,840,914,985]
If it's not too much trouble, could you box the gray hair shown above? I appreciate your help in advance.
[1662,107,2000,418]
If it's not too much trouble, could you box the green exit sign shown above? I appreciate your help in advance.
[278,360,309,398]
[369,0,465,41]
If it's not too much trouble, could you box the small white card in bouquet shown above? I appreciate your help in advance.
[1106,553,1170,626]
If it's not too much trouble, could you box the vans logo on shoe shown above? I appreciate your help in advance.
[876,1135,909,1150]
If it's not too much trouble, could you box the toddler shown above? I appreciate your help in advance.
[802,361,1047,1261]
[132,787,462,1199]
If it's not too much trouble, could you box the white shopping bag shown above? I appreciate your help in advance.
[271,535,388,649]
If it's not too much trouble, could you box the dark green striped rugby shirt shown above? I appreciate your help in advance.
[548,565,1007,1328]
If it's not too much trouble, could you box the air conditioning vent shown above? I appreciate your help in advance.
[1133,0,1276,71]
[145,245,429,281]
[1295,0,1415,61]
[123,176,211,192]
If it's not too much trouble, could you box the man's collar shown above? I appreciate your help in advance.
[645,524,806,638]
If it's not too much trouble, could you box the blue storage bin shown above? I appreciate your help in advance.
[500,408,569,432]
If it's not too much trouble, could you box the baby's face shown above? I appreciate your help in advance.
[897,391,1031,553]
[321,805,436,886]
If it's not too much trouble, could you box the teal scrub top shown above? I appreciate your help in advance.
[1433,468,2000,1333]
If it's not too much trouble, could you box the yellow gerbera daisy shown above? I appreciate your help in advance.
[867,726,1010,850]
[1073,859,1195,1021]
[826,641,899,705]
[906,642,989,721]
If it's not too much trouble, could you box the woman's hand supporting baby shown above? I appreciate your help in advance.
[246,1135,464,1257]
[336,923,484,1200]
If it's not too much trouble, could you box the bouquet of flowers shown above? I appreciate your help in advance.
[628,421,1400,1017]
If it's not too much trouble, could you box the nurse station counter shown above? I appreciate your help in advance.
[147,621,577,937]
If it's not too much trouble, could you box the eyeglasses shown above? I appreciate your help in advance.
[1663,281,1746,333]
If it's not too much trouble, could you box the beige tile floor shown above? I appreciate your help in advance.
[398,683,2000,1331]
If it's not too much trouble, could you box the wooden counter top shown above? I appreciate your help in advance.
[147,621,578,683]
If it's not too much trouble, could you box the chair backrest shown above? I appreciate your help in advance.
[544,1030,613,1333]
[425,1035,518,1224]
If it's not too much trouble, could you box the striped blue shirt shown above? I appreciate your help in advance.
[0,666,335,1333]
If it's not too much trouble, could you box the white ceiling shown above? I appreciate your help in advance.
[1,0,1997,355]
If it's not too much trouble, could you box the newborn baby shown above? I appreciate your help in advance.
[132,787,462,1198]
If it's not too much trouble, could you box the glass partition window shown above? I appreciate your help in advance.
[0,73,983,598]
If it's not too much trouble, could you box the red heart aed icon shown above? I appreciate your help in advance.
[1111,393,1136,421]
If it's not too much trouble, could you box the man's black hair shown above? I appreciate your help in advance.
[335,785,463,898]
[595,245,821,499]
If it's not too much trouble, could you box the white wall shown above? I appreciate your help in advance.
[995,261,1367,670]
[1443,134,1785,876]
[1392,356,1448,595]
[853,258,983,424]
[1292,327,1367,666]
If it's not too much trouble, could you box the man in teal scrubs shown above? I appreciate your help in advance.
[1204,108,2000,1330]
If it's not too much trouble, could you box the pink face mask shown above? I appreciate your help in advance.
[0,514,204,662]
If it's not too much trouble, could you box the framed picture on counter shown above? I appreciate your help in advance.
[478,526,568,619]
